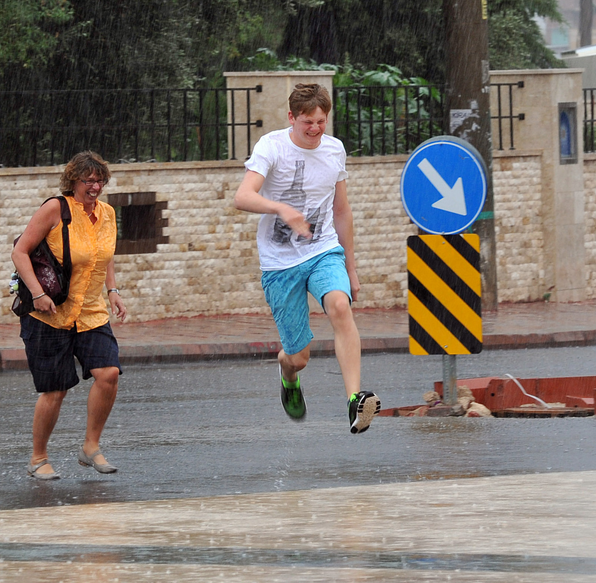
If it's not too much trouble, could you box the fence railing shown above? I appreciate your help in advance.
[333,82,525,156]
[0,82,524,168]
[491,81,525,150]
[332,84,445,156]
[0,86,262,167]
[584,88,596,153]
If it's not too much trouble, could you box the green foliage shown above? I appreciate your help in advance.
[278,0,444,82]
[489,0,563,23]
[332,66,444,156]
[0,0,566,91]
[0,0,73,69]
[277,0,564,80]
[0,0,287,90]
[240,50,444,156]
[0,0,568,166]
[488,0,565,70]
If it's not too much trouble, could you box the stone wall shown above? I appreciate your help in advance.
[490,69,585,302]
[0,150,558,324]
[492,151,546,302]
[584,153,596,299]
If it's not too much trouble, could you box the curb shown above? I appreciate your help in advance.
[3,332,596,371]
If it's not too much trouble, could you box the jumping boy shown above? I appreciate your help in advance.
[234,83,381,434]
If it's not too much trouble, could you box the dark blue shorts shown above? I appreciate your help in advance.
[20,316,122,393]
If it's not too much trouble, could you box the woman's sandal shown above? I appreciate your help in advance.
[27,459,60,480]
[78,446,118,474]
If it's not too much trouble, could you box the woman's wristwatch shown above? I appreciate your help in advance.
[107,288,120,295]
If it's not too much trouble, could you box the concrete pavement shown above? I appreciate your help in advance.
[2,301,596,581]
[1,471,595,581]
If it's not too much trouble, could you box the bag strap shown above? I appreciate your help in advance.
[40,196,72,280]
[57,196,72,281]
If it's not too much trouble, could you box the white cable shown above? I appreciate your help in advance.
[504,374,551,408]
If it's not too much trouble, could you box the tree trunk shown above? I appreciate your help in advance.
[580,0,593,47]
[443,0,497,311]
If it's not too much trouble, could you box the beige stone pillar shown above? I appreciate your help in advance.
[223,71,335,160]
[490,69,585,302]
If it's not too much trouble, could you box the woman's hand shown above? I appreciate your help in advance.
[33,294,57,315]
[109,294,127,322]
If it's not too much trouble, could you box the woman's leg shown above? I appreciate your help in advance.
[82,366,119,464]
[31,390,67,475]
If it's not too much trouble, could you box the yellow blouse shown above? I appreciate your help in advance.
[31,196,117,332]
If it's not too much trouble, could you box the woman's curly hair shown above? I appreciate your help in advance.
[59,151,111,194]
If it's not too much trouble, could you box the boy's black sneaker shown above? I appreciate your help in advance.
[348,391,381,434]
[280,366,307,420]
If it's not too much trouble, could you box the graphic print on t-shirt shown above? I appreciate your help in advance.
[272,159,325,245]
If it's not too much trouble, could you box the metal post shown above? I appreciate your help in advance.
[442,354,457,405]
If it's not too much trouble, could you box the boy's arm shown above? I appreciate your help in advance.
[234,170,312,239]
[333,180,360,301]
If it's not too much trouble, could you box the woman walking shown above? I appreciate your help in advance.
[12,151,127,480]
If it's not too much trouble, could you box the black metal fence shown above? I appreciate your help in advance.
[584,88,596,153]
[0,82,523,168]
[0,86,262,167]
[491,81,525,150]
[332,84,445,156]
[332,81,525,156]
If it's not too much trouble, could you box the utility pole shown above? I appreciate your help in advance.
[443,0,497,311]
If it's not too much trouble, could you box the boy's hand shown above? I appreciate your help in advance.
[278,205,312,239]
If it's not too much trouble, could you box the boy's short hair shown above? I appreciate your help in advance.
[289,83,332,118]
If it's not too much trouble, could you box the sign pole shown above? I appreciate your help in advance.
[443,354,458,405]
[401,138,485,405]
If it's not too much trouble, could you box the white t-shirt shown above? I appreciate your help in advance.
[244,128,348,271]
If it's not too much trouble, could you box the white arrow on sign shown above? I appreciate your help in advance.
[417,158,467,216]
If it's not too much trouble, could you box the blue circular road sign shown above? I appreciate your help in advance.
[400,136,487,235]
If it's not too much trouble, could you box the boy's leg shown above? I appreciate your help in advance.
[278,345,310,384]
[262,265,312,420]
[310,248,381,433]
[278,345,310,420]
[322,290,361,399]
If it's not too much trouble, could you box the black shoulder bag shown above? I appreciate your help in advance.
[10,196,73,317]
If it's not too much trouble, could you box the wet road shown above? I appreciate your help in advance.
[1,346,595,510]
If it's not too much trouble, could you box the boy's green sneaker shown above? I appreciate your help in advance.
[280,365,307,420]
[348,391,381,434]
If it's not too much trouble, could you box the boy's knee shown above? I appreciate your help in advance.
[281,348,310,371]
[324,291,352,320]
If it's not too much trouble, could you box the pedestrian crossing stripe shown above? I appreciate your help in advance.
[407,234,482,355]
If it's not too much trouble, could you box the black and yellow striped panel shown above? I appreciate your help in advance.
[407,234,482,355]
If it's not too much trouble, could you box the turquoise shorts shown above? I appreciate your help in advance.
[261,246,351,355]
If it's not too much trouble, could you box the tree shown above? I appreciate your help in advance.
[0,0,286,90]
[1,0,565,91]
[278,0,444,82]
[487,0,565,70]
[274,0,565,83]
[0,0,73,88]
